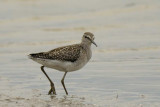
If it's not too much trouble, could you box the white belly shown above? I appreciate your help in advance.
[31,57,88,72]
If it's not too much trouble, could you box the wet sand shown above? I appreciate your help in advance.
[0,0,160,106]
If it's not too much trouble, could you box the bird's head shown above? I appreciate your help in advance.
[82,32,97,47]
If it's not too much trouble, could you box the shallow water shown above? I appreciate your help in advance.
[0,0,160,107]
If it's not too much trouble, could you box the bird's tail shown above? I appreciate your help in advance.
[28,53,48,59]
[28,54,34,59]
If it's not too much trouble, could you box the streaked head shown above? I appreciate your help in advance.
[82,32,97,47]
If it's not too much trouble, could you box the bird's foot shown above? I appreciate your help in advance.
[48,83,56,95]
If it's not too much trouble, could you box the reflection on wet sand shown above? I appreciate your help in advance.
[0,93,93,107]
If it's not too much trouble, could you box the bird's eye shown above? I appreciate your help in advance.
[84,36,91,40]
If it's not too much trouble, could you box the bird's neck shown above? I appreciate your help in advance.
[81,40,91,48]
[81,42,92,61]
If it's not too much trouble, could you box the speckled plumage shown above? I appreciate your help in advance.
[30,44,82,62]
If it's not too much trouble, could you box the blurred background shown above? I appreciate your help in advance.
[0,0,160,107]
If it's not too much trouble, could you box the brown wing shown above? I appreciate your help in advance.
[30,44,82,62]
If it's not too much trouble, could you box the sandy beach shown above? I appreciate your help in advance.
[0,0,160,106]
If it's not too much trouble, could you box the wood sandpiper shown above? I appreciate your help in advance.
[28,32,97,95]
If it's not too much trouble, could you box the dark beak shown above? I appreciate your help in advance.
[91,40,97,47]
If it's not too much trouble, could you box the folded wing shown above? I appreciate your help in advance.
[29,44,82,62]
